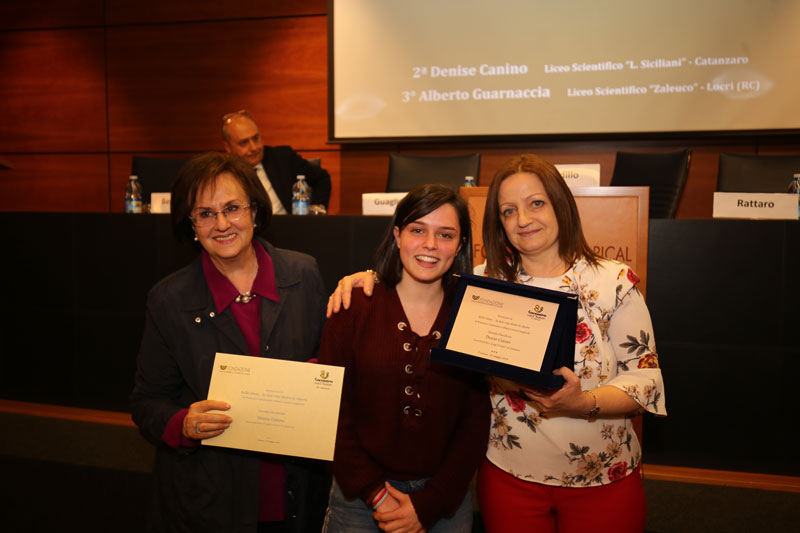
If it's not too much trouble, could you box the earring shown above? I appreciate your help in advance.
[193,233,198,241]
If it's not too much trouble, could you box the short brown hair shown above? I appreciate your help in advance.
[483,154,598,280]
[171,151,272,244]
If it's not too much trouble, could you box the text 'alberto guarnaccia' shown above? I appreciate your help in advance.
[400,55,756,104]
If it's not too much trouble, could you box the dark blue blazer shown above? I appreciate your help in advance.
[130,238,328,532]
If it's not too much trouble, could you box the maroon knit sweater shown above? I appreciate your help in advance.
[318,284,490,529]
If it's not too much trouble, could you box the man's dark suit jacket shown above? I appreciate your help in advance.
[262,145,331,210]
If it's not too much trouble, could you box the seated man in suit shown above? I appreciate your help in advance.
[222,109,331,214]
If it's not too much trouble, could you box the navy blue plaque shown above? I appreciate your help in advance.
[431,273,577,389]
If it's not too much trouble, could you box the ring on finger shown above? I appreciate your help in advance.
[195,422,201,434]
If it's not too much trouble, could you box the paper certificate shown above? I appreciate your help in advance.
[445,285,558,372]
[203,353,344,461]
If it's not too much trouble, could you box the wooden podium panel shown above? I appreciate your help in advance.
[461,186,649,296]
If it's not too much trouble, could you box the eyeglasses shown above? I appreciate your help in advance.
[190,203,254,227]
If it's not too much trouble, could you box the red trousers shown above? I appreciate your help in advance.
[477,458,646,533]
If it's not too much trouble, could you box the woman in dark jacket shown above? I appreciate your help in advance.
[130,152,328,533]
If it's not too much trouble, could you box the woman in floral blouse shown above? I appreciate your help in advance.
[475,154,666,532]
[328,154,666,532]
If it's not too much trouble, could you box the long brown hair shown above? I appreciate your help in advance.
[374,184,472,295]
[483,154,599,280]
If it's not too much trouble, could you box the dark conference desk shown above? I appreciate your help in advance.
[1,214,798,478]
[0,214,388,412]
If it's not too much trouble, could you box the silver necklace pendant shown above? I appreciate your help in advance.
[235,292,255,304]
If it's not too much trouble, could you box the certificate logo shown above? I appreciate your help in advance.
[219,364,251,375]
[314,370,335,388]
[527,306,548,320]
[471,295,503,308]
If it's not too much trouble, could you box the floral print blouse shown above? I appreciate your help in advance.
[475,258,666,487]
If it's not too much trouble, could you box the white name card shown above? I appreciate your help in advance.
[362,192,408,215]
[149,192,171,214]
[555,163,601,188]
[713,192,798,220]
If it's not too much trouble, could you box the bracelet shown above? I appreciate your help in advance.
[371,487,388,510]
[585,389,600,419]
[366,269,379,283]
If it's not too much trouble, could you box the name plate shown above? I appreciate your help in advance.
[431,273,577,389]
[713,192,798,220]
[555,163,601,188]
[362,192,408,215]
[149,192,171,214]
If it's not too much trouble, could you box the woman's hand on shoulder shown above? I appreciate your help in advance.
[182,400,232,440]
[520,367,592,416]
[373,483,425,533]
[326,271,377,317]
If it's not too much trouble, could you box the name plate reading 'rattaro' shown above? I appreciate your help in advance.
[713,192,798,220]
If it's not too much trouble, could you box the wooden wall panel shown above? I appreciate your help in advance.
[108,152,197,213]
[105,0,327,25]
[337,146,618,215]
[106,17,329,153]
[0,28,107,152]
[0,155,109,212]
[758,142,800,154]
[109,150,341,214]
[301,149,341,215]
[674,144,741,219]
[336,139,800,216]
[478,145,618,184]
[0,0,103,30]
[339,149,403,214]
[337,143,671,215]
[2,2,799,217]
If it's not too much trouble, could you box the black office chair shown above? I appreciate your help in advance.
[386,153,480,192]
[716,153,800,193]
[131,156,189,204]
[609,149,691,218]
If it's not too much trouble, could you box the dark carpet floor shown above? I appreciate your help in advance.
[2,454,799,532]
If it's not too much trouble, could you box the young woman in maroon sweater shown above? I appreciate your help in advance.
[319,185,490,533]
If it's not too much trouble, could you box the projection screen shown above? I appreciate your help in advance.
[330,0,800,141]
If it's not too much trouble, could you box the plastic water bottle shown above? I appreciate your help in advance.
[789,173,800,219]
[291,175,311,215]
[125,175,143,213]
[463,176,476,187]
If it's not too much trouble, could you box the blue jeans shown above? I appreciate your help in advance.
[323,477,473,532]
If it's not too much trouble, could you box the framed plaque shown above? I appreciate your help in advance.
[431,273,577,389]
